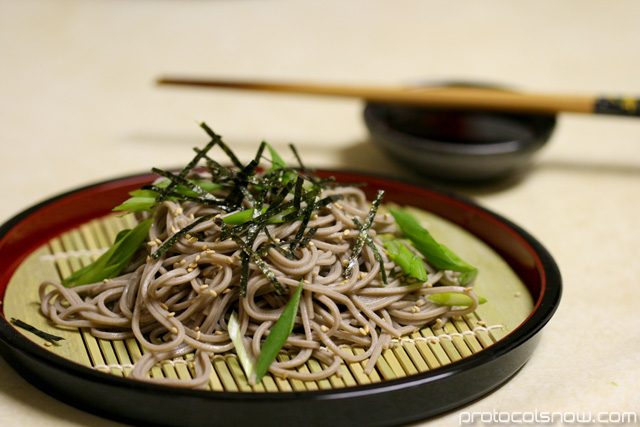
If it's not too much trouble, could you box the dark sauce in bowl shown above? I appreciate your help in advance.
[385,108,541,145]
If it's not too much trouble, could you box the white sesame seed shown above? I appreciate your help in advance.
[187,268,193,273]
[200,284,208,290]
[44,341,52,347]
[179,259,187,266]
[514,292,521,297]
[194,326,200,331]
[147,241,157,247]
[320,325,329,332]
[167,312,175,318]
[194,255,200,262]
[359,327,367,336]
[195,331,201,340]
[214,330,224,335]
[209,290,218,297]
[161,303,169,310]
[222,288,231,294]
[343,229,351,236]
[170,327,178,334]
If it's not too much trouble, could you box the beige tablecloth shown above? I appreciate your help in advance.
[1,1,639,425]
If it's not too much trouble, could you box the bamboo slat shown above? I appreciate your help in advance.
[3,208,532,393]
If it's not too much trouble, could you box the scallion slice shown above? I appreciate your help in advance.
[254,279,304,383]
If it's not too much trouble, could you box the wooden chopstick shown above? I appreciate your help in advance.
[156,76,639,117]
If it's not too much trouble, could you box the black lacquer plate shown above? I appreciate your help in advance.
[0,170,561,427]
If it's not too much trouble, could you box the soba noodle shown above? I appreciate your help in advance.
[38,135,481,388]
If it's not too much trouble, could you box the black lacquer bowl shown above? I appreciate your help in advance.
[364,89,557,182]
[0,170,561,427]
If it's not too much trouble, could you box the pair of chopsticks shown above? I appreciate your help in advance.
[157,76,639,117]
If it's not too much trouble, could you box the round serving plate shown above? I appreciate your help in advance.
[0,170,561,427]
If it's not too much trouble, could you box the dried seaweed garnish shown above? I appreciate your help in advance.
[298,226,318,248]
[200,122,243,169]
[150,213,217,259]
[115,124,363,298]
[151,168,219,201]
[353,218,388,285]
[215,217,285,296]
[142,185,233,211]
[224,160,259,209]
[156,129,221,203]
[343,190,385,280]
[11,318,64,343]
[259,226,295,260]
[221,186,323,240]
[293,176,304,210]
[288,195,318,257]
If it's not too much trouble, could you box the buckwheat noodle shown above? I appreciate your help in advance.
[39,178,480,388]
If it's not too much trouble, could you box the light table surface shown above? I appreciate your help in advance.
[1,1,639,425]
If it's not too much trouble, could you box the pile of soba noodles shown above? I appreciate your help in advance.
[39,125,481,388]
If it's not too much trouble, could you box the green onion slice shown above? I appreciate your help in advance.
[428,293,487,307]
[389,207,478,285]
[382,238,428,282]
[228,311,255,382]
[254,279,304,383]
[62,218,153,287]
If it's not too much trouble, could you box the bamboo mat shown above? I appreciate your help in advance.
[3,210,531,392]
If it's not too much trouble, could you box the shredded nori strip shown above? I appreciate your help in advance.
[215,218,285,295]
[142,185,234,211]
[221,186,323,240]
[200,122,244,169]
[11,318,64,342]
[298,226,318,248]
[156,130,221,203]
[224,160,259,209]
[352,218,388,285]
[293,176,304,210]
[288,195,318,257]
[151,168,219,201]
[150,213,218,259]
[343,190,385,279]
